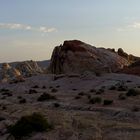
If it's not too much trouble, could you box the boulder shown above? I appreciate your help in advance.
[48,40,129,74]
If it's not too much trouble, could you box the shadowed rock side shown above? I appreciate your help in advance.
[48,40,130,74]
[119,60,140,76]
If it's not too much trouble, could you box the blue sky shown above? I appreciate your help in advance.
[0,0,140,62]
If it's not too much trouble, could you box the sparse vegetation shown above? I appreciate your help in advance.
[126,89,140,97]
[89,97,102,104]
[0,88,10,92]
[51,88,58,93]
[75,95,81,99]
[53,103,60,108]
[132,106,139,112]
[103,99,113,105]
[118,93,126,100]
[72,88,77,91]
[37,93,56,101]
[56,85,60,88]
[19,98,26,104]
[32,85,39,89]
[109,85,116,90]
[117,85,127,91]
[89,89,96,93]
[29,89,38,94]
[0,116,5,121]
[42,86,46,89]
[8,113,52,139]
[78,92,85,96]
[2,92,13,97]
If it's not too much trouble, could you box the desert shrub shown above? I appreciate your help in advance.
[42,86,46,89]
[8,113,51,139]
[2,92,13,97]
[103,99,113,105]
[17,96,22,99]
[56,85,60,88]
[0,116,5,121]
[37,93,56,101]
[109,86,116,90]
[95,71,101,77]
[99,88,105,93]
[89,89,96,93]
[49,86,53,89]
[72,89,77,91]
[51,88,58,93]
[126,89,140,97]
[0,88,10,92]
[126,80,132,83]
[132,106,139,112]
[78,92,85,96]
[89,97,102,104]
[75,95,81,99]
[32,85,39,89]
[117,85,127,91]
[53,103,60,108]
[19,98,26,104]
[87,94,91,99]
[118,93,126,100]
[2,106,6,110]
[29,89,38,94]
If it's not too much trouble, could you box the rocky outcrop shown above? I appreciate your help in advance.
[117,48,129,60]
[0,63,24,83]
[15,60,43,77]
[0,61,43,82]
[48,40,129,74]
[119,60,140,76]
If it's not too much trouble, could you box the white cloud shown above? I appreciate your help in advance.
[0,23,57,33]
[117,22,140,32]
[127,22,140,29]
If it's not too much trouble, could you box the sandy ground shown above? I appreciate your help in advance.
[0,73,140,140]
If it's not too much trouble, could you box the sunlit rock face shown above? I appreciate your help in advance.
[0,63,24,83]
[48,40,129,74]
[15,60,43,77]
[0,61,43,82]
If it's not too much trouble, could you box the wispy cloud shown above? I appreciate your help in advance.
[117,22,140,32]
[0,23,57,33]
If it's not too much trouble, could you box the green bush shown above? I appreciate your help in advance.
[51,88,58,93]
[8,113,52,139]
[103,100,113,105]
[126,89,140,97]
[109,86,116,90]
[117,85,127,91]
[78,92,85,96]
[75,95,81,99]
[89,97,102,104]
[19,98,26,104]
[37,93,56,101]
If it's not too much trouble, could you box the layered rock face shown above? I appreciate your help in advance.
[0,61,43,82]
[0,63,24,82]
[48,40,129,74]
[16,60,43,76]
